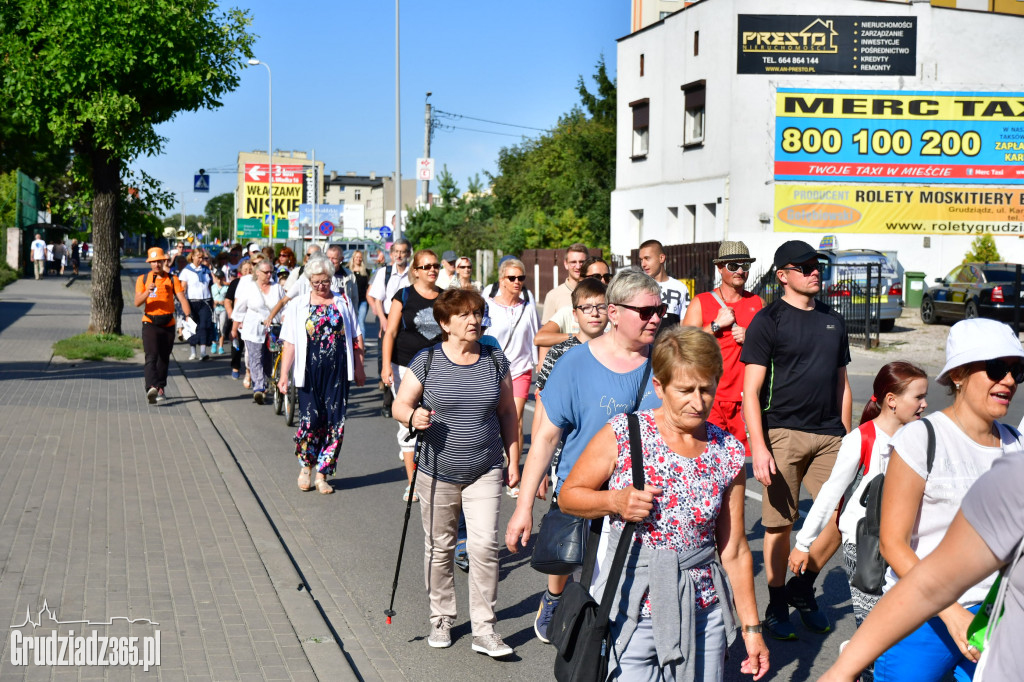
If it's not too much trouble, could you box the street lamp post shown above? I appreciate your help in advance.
[248,58,273,244]
[395,0,402,242]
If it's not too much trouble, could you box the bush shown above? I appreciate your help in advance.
[0,263,18,291]
[963,234,1001,263]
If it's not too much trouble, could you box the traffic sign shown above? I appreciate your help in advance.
[379,225,393,241]
[319,220,335,237]
[194,174,210,192]
[416,157,435,181]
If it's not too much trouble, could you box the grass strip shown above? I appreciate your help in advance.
[53,333,142,361]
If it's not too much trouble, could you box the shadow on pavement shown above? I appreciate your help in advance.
[0,302,35,335]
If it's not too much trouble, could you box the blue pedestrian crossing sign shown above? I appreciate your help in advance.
[193,173,210,192]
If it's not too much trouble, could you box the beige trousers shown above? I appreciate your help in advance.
[417,467,503,636]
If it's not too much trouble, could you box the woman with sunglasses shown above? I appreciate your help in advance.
[277,256,365,494]
[450,256,480,291]
[505,270,664,644]
[231,258,286,403]
[382,249,444,501]
[869,318,1024,682]
[483,257,539,491]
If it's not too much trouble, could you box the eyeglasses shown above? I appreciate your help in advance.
[614,302,668,321]
[505,275,526,283]
[258,269,273,275]
[415,263,441,271]
[310,280,331,289]
[724,262,751,273]
[457,265,472,270]
[574,303,608,315]
[586,273,613,283]
[779,262,822,276]
[984,358,1024,383]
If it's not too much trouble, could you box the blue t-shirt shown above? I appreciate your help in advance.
[541,343,661,492]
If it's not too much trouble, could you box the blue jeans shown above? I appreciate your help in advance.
[610,604,725,682]
[874,603,981,682]
[356,300,368,339]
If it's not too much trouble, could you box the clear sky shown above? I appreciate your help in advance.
[137,1,624,219]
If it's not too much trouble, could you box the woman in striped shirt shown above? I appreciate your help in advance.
[393,288,520,658]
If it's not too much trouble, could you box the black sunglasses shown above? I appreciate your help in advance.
[984,358,1024,383]
[724,262,751,273]
[779,262,822,276]
[505,275,526,283]
[586,273,613,283]
[614,302,668,321]
[415,263,441,271]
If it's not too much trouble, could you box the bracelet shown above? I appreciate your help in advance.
[741,623,763,634]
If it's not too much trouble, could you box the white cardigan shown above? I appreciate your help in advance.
[231,277,284,343]
[280,291,360,387]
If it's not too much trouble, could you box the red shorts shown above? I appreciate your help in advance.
[512,370,533,399]
[709,400,748,455]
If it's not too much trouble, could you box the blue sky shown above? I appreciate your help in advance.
[136,1,624,218]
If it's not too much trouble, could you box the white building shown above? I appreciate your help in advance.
[611,0,1024,282]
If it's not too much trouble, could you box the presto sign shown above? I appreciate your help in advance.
[243,164,313,220]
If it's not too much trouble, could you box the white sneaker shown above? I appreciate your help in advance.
[188,350,197,361]
[472,633,513,657]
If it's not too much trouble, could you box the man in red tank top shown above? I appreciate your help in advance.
[681,241,763,452]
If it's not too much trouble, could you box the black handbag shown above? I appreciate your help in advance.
[549,412,645,682]
[530,357,652,575]
[851,418,934,595]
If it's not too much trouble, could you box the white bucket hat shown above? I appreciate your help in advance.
[936,318,1024,386]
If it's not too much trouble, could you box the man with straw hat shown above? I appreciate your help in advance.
[682,240,763,453]
[134,247,192,404]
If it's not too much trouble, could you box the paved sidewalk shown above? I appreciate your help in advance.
[0,272,357,680]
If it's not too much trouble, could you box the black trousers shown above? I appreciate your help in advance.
[230,337,243,372]
[188,299,215,347]
[142,322,175,389]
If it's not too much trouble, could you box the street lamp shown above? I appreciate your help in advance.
[248,58,273,243]
[395,0,402,241]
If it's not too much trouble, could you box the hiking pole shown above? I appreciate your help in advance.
[384,409,430,625]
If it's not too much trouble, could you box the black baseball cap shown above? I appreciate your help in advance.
[773,240,818,269]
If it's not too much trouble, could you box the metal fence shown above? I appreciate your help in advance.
[749,262,882,349]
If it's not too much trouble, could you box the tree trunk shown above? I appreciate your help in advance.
[88,146,123,334]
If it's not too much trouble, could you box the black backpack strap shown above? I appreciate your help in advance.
[923,417,936,476]
[632,352,652,412]
[384,265,393,289]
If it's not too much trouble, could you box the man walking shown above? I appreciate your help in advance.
[437,250,457,289]
[367,239,411,417]
[681,241,762,453]
[638,239,689,330]
[540,243,588,324]
[30,234,46,279]
[741,239,851,640]
[134,247,192,404]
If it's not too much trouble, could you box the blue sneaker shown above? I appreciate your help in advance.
[534,593,560,644]
[764,603,798,641]
[787,577,832,634]
[231,369,240,380]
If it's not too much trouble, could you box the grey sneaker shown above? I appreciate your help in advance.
[146,387,158,404]
[472,633,513,658]
[427,616,453,649]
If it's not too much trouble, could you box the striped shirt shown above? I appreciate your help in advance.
[409,343,510,484]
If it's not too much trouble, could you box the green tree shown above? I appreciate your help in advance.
[204,192,234,238]
[0,0,254,333]
[964,234,1002,263]
[436,165,460,205]
[466,173,484,196]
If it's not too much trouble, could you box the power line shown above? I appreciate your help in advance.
[433,108,549,133]
[435,123,527,138]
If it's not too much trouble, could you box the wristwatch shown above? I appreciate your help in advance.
[710,321,721,334]
[741,623,763,634]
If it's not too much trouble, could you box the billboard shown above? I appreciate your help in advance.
[774,184,1024,235]
[236,217,288,240]
[242,164,314,221]
[775,89,1024,184]
[738,15,916,75]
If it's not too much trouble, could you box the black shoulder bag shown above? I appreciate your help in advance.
[530,355,652,575]
[548,412,645,682]
[851,417,935,595]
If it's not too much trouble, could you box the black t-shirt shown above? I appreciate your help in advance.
[224,277,241,304]
[391,285,443,366]
[354,273,369,304]
[740,298,850,435]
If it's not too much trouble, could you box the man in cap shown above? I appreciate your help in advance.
[682,240,763,453]
[134,247,192,404]
[740,239,851,640]
[638,239,690,332]
[437,250,457,289]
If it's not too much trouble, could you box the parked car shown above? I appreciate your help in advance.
[751,249,902,331]
[920,262,1024,324]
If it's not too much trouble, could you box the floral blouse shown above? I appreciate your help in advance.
[608,409,746,615]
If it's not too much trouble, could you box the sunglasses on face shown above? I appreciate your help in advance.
[506,275,526,283]
[457,265,472,270]
[614,302,668,321]
[586,273,613,283]
[415,263,441,271]
[724,262,751,273]
[984,358,1024,383]
[574,303,608,315]
[779,262,822,276]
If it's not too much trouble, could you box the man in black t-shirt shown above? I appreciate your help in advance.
[740,240,852,641]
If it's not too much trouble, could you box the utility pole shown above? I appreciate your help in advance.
[394,0,402,241]
[422,92,432,207]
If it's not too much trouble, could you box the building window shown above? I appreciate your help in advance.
[659,11,671,20]
[681,81,705,147]
[640,53,645,77]
[630,99,649,159]
[354,189,361,200]
[694,31,699,56]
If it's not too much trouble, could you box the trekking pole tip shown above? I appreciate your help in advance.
[384,609,395,625]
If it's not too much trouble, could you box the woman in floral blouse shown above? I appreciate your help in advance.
[559,326,769,681]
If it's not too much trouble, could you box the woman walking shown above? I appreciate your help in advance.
[225,260,253,381]
[450,256,480,291]
[232,258,285,403]
[179,248,216,360]
[277,256,365,494]
[559,326,769,680]
[393,288,519,657]
[348,250,370,339]
[382,249,443,501]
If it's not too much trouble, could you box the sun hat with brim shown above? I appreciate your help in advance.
[146,247,168,262]
[937,318,1024,386]
[713,241,756,264]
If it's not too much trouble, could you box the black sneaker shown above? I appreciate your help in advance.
[763,603,798,641]
[786,577,832,634]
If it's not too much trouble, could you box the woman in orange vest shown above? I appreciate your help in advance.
[134,247,192,404]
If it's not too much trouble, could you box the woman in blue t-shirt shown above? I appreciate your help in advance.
[504,269,665,644]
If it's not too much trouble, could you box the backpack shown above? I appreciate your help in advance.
[850,418,935,595]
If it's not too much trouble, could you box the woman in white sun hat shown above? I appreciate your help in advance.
[860,318,1024,682]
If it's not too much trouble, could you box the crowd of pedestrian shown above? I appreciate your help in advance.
[129,235,1024,680]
